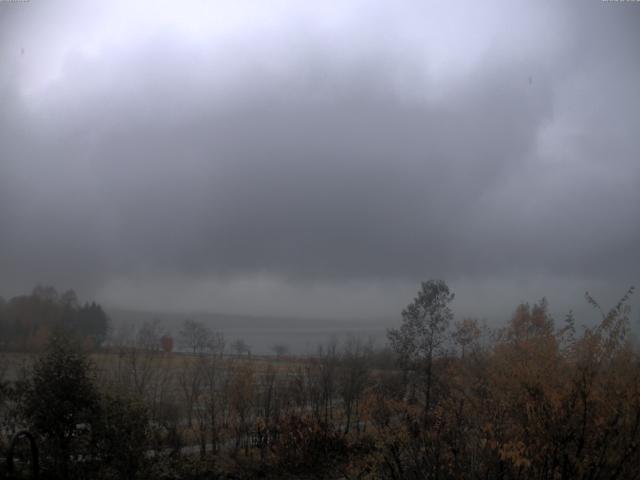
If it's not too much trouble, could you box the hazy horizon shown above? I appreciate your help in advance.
[1,1,639,322]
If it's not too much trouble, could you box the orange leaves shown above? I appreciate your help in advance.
[498,440,531,469]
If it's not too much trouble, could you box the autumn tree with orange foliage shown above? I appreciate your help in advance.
[357,284,640,480]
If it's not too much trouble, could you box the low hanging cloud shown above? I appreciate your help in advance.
[0,0,638,319]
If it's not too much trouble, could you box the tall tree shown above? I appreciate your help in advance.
[19,334,100,478]
[387,279,454,416]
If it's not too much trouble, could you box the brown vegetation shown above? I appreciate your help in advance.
[1,282,639,479]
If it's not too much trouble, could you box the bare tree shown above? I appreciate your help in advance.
[136,319,163,352]
[317,340,339,424]
[339,336,372,434]
[179,319,211,355]
[206,331,226,357]
[256,364,279,462]
[228,361,255,456]
[177,357,203,428]
[182,331,225,455]
[106,320,175,432]
[232,338,251,357]
[197,353,228,454]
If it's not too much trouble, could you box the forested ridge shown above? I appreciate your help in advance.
[0,286,109,351]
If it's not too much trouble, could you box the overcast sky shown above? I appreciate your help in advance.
[1,1,639,322]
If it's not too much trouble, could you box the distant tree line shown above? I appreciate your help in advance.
[0,285,109,351]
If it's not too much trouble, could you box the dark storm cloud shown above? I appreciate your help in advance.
[0,1,639,316]
[1,50,554,278]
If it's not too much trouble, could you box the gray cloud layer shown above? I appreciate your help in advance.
[1,1,639,318]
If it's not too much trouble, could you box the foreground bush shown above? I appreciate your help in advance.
[15,335,152,479]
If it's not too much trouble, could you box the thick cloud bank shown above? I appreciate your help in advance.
[1,1,639,318]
